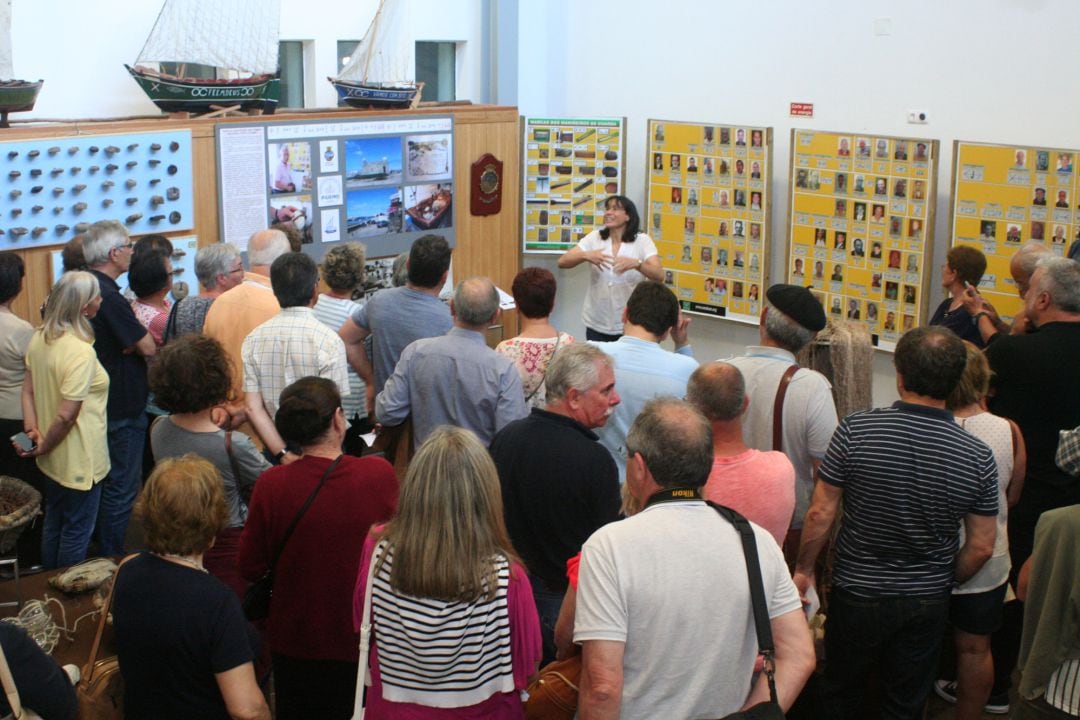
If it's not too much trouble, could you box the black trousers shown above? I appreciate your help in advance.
[272,653,358,720]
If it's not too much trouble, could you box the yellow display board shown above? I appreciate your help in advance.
[521,117,626,253]
[787,130,939,351]
[646,120,772,324]
[950,140,1076,320]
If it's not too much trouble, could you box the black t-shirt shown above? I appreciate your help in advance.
[0,622,77,720]
[490,408,621,592]
[929,298,984,348]
[113,553,258,720]
[89,270,149,419]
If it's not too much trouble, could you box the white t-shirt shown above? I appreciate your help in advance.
[954,411,1013,594]
[726,347,839,528]
[574,501,802,720]
[577,230,658,335]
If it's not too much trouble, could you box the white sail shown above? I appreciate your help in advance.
[0,0,13,80]
[136,0,281,76]
[336,0,413,85]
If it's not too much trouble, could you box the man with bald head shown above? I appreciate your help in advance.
[687,361,796,546]
[203,228,292,406]
[376,277,528,447]
[963,242,1050,343]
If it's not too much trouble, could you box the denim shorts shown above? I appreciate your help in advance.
[949,582,1009,635]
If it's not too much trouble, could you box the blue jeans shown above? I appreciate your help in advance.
[529,573,565,667]
[41,478,103,569]
[824,586,950,720]
[96,414,147,557]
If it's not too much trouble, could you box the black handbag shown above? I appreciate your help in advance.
[708,502,787,720]
[242,455,343,620]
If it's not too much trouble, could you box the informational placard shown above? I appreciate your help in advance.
[787,130,939,351]
[646,119,772,324]
[521,117,626,253]
[950,140,1077,321]
[0,130,194,251]
[217,116,455,259]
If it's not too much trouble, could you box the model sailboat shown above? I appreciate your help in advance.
[0,0,42,127]
[126,0,281,114]
[329,0,422,109]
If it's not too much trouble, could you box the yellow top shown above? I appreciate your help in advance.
[26,331,110,490]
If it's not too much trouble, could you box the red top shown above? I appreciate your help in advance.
[239,454,398,661]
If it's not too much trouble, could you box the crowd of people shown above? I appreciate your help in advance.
[1,204,1079,720]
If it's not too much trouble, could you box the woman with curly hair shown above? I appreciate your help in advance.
[313,243,370,454]
[149,334,270,596]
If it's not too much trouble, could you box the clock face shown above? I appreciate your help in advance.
[480,166,499,194]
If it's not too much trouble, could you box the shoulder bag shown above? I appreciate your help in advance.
[243,455,343,621]
[75,555,135,720]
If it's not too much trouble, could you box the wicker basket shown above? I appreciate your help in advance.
[0,475,42,555]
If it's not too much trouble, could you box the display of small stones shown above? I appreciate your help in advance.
[0,130,193,245]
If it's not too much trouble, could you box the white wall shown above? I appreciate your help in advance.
[511,0,1080,408]
[12,0,489,119]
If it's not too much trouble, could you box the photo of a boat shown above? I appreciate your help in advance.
[405,184,452,231]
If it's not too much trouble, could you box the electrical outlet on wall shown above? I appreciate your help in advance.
[907,110,928,124]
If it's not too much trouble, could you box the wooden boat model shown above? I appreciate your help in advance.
[0,79,42,127]
[329,0,422,109]
[128,0,281,115]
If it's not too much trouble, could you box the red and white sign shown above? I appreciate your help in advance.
[789,102,814,118]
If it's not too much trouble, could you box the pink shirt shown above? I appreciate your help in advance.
[702,449,796,546]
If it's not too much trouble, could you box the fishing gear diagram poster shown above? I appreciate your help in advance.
[521,117,626,253]
[787,130,939,351]
[950,140,1077,321]
[646,119,772,325]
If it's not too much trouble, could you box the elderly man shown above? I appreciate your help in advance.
[687,361,796,547]
[726,283,835,560]
[339,234,452,416]
[592,280,697,482]
[795,326,998,720]
[203,228,291,402]
[576,397,814,719]
[489,343,621,665]
[164,242,244,340]
[83,220,156,556]
[376,277,527,448]
[963,242,1051,343]
[242,252,349,462]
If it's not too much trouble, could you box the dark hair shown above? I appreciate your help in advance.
[275,377,341,446]
[149,334,234,413]
[270,252,318,308]
[61,236,87,273]
[511,267,557,319]
[128,249,171,299]
[894,326,967,400]
[946,246,987,287]
[0,252,25,304]
[598,195,641,243]
[271,221,304,252]
[408,234,452,288]
[133,234,174,260]
[626,397,712,489]
[626,280,679,336]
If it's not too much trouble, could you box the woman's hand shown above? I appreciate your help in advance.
[611,256,641,274]
[583,250,612,269]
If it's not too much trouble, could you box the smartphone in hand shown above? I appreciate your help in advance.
[10,432,35,453]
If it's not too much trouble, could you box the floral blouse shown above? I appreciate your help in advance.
[495,332,574,408]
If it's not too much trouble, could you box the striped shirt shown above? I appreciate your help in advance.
[821,401,998,597]
[313,294,367,420]
[369,541,514,708]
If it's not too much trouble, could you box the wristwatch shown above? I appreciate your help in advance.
[273,448,288,463]
[974,311,989,322]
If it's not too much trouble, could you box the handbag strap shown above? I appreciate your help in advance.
[162,295,183,343]
[524,333,563,403]
[706,502,779,705]
[351,539,382,720]
[83,554,136,686]
[772,365,799,452]
[0,641,22,719]
[268,455,343,575]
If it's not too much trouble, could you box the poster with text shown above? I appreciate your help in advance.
[521,117,626,253]
[647,119,772,324]
[950,140,1077,321]
[787,130,939,351]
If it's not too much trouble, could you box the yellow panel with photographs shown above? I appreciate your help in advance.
[647,119,770,324]
[788,129,939,351]
[950,140,1076,320]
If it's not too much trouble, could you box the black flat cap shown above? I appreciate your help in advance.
[766,283,826,331]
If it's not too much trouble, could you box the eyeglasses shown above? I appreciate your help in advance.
[112,241,134,252]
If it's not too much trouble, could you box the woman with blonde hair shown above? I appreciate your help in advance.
[112,455,269,720]
[16,271,109,568]
[353,425,541,718]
